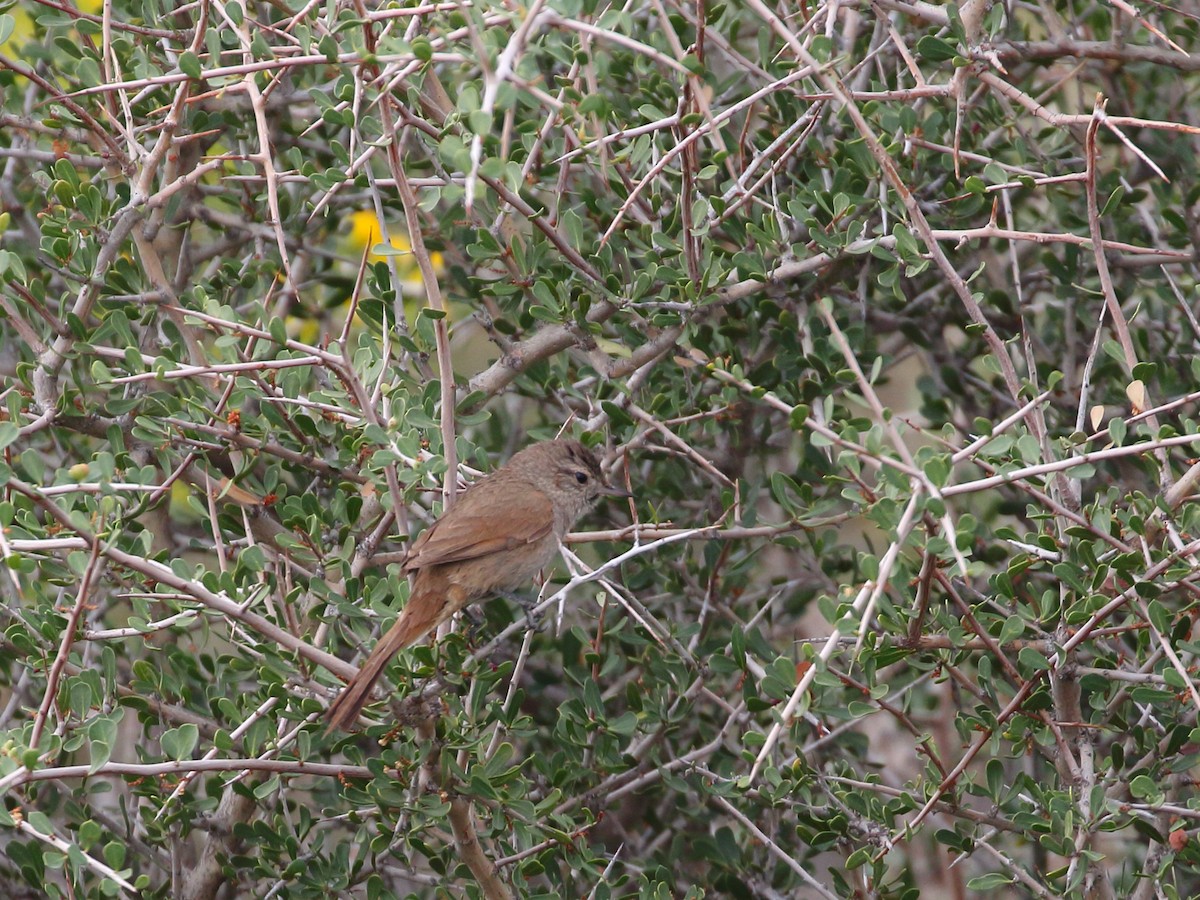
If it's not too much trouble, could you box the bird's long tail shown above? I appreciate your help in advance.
[325,589,451,730]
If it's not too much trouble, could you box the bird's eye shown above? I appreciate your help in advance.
[575,471,589,484]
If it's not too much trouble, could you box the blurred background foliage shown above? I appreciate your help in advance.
[3,0,1200,896]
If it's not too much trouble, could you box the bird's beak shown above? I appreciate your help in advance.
[598,481,633,499]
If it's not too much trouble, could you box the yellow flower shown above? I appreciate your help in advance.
[285,210,452,342]
[2,0,103,54]
[343,210,444,292]
[1,8,35,54]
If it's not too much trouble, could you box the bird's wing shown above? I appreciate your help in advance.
[402,483,554,570]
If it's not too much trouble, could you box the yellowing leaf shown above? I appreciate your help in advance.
[1126,379,1146,415]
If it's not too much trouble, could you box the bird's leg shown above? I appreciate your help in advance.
[459,605,486,643]
[497,591,543,632]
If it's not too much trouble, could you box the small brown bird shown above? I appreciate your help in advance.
[326,438,628,730]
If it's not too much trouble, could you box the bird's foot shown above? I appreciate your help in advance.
[498,591,543,632]
[460,605,486,643]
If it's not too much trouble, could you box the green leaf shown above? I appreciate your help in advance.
[318,33,338,62]
[998,614,1024,645]
[179,51,202,79]
[467,110,492,135]
[915,36,959,62]
[268,316,288,346]
[102,842,126,870]
[1100,185,1125,217]
[967,873,1015,889]
[986,759,1004,800]
[1146,598,1169,631]
[90,359,112,384]
[1129,774,1160,800]
[87,713,121,773]
[1108,417,1126,447]
[161,724,199,761]
[411,37,432,61]
[1017,647,1050,672]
